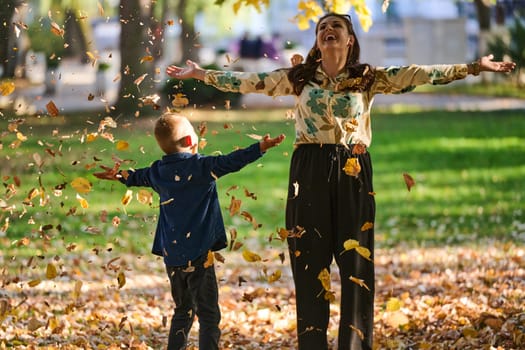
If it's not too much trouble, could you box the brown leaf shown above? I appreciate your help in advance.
[46,100,59,117]
[403,173,415,191]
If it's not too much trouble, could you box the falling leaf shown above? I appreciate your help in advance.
[355,246,372,261]
[50,22,64,37]
[317,268,331,292]
[71,177,92,194]
[268,269,281,283]
[28,279,41,287]
[228,196,241,216]
[361,222,374,231]
[171,93,189,109]
[134,73,148,88]
[343,157,361,177]
[204,250,214,268]
[136,190,153,205]
[76,194,89,209]
[350,324,365,340]
[349,276,371,291]
[403,173,415,191]
[46,100,59,116]
[116,140,129,151]
[343,239,359,251]
[121,190,133,206]
[241,211,261,229]
[117,271,126,289]
[386,297,402,312]
[242,249,261,262]
[46,263,58,279]
[0,81,15,96]
[140,55,154,63]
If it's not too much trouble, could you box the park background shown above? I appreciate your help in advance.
[1,1,524,349]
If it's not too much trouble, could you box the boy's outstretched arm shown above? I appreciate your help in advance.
[259,134,286,153]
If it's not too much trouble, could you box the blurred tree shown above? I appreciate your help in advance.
[0,0,24,78]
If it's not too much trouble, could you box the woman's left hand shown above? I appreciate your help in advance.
[480,54,516,73]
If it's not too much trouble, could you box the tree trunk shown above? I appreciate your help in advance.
[115,0,155,115]
[0,0,20,78]
[474,0,492,56]
[64,9,90,63]
[177,0,200,62]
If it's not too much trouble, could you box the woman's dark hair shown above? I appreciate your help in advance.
[287,12,375,95]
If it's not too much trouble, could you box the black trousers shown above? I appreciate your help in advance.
[286,144,375,350]
[165,254,221,350]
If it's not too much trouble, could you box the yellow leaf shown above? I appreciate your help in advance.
[342,157,361,177]
[140,55,154,63]
[385,310,409,328]
[203,250,214,268]
[0,80,15,96]
[121,189,133,206]
[71,177,92,194]
[46,263,58,279]
[242,249,261,262]
[343,239,359,251]
[386,297,402,312]
[116,140,129,151]
[76,193,89,209]
[28,279,42,287]
[16,131,27,141]
[268,269,282,283]
[355,246,372,261]
[117,271,126,289]
[317,268,331,292]
[349,275,371,291]
[72,280,83,299]
[136,189,153,205]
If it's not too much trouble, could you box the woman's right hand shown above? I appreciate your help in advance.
[166,60,205,80]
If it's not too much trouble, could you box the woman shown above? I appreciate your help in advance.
[166,13,515,350]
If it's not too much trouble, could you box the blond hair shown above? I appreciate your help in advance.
[154,113,197,154]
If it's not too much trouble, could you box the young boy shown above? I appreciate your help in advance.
[93,113,285,350]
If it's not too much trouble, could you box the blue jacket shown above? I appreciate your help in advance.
[121,142,263,266]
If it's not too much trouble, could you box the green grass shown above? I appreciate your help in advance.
[1,109,524,259]
[416,80,525,99]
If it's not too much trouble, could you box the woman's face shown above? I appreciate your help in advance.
[315,15,354,55]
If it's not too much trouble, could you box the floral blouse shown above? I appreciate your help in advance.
[204,64,469,147]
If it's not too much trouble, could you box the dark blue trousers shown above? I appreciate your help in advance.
[165,254,221,350]
[286,144,375,350]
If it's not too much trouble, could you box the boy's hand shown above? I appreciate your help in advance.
[259,134,286,153]
[166,60,204,80]
[93,163,122,181]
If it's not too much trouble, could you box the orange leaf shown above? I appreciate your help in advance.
[121,189,133,206]
[343,157,361,177]
[116,140,129,151]
[0,81,15,96]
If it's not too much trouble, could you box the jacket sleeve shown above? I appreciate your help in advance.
[203,69,294,97]
[203,142,263,178]
[371,64,469,95]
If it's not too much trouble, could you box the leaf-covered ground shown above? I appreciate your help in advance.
[1,243,524,350]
